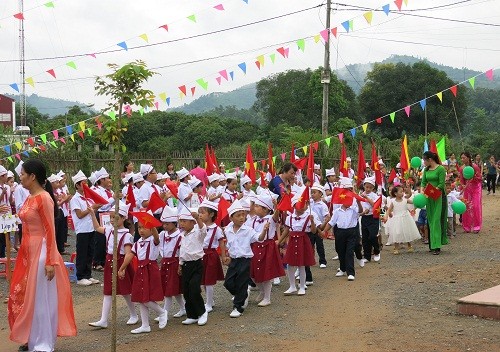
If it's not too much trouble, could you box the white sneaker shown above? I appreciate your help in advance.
[348,275,355,281]
[335,270,345,277]
[198,312,208,326]
[305,281,313,286]
[131,326,151,334]
[229,308,242,318]
[283,287,297,295]
[88,278,100,284]
[361,258,369,263]
[182,318,198,325]
[319,264,327,268]
[158,312,168,329]
[374,254,381,262]
[126,316,139,325]
[173,309,186,318]
[77,279,92,286]
[258,299,271,307]
[204,304,213,313]
[154,316,160,322]
[332,255,339,260]
[273,277,281,285]
[242,288,250,309]
[297,288,306,295]
[358,259,365,268]
[88,320,107,328]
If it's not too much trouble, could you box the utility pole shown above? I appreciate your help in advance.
[321,0,332,138]
[19,0,26,128]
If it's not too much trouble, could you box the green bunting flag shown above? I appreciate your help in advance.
[109,111,116,120]
[196,78,209,90]
[139,107,144,116]
[7,157,13,163]
[187,14,196,22]
[50,141,57,148]
[270,53,276,64]
[325,137,331,147]
[87,128,92,136]
[40,134,47,143]
[296,39,305,52]
[390,112,395,123]
[468,77,475,89]
[66,61,77,69]
[44,2,55,8]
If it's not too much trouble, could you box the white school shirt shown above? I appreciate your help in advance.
[70,193,95,233]
[224,223,260,259]
[250,214,277,241]
[14,185,29,214]
[361,192,379,215]
[216,185,226,195]
[328,206,359,229]
[447,193,460,217]
[310,200,329,223]
[177,182,192,213]
[159,229,182,258]
[96,186,115,212]
[138,181,163,215]
[132,236,160,261]
[314,174,321,184]
[222,189,238,203]
[207,186,220,203]
[104,226,134,255]
[284,211,320,232]
[204,223,224,249]
[188,193,204,208]
[242,189,256,202]
[179,224,207,265]
[244,214,255,227]
[58,185,70,216]
[0,184,12,214]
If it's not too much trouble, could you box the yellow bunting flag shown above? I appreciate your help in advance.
[15,142,22,150]
[159,92,167,102]
[364,11,373,24]
[26,77,34,87]
[257,55,265,67]
[314,35,321,43]
[362,123,368,134]
[139,34,148,43]
[436,91,443,103]
[70,134,75,142]
[32,148,38,154]
[79,121,86,131]
[302,145,307,155]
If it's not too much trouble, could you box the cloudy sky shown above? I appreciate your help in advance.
[0,0,499,112]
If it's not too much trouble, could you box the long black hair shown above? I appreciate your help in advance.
[461,152,473,166]
[22,159,58,217]
[423,151,440,171]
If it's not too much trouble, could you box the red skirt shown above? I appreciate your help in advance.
[202,248,224,285]
[103,254,134,296]
[131,260,164,303]
[251,240,285,283]
[283,231,316,267]
[161,257,182,297]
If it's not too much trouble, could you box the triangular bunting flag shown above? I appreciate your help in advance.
[296,39,305,52]
[159,92,167,102]
[50,141,57,148]
[280,153,286,161]
[419,99,426,110]
[15,154,21,161]
[7,157,13,162]
[390,112,395,123]
[331,27,338,38]
[314,35,321,44]
[26,77,34,87]
[382,4,390,15]
[154,101,159,110]
[362,123,368,133]
[27,137,34,146]
[219,70,229,81]
[394,0,403,11]
[109,110,116,120]
[255,61,261,70]
[214,4,224,10]
[46,69,56,78]
[187,14,196,22]
[70,134,75,142]
[349,20,353,31]
[44,2,55,8]
[216,76,222,85]
[15,142,22,151]
[78,131,84,139]
[341,20,350,32]
[159,24,169,31]
[436,92,443,102]
[270,53,276,63]
[238,62,247,74]
[66,125,73,135]
[166,97,171,106]
[13,13,24,20]
[485,69,494,81]
[178,85,187,96]
[196,78,208,90]
[40,134,47,143]
[468,77,475,89]
[79,121,86,131]
[450,85,457,97]
[23,151,29,157]
[350,128,356,138]
[257,55,265,67]
[191,87,196,96]
[60,138,66,144]
[376,118,382,124]
[66,61,77,70]
[338,133,344,143]
[32,148,38,154]
[404,105,411,117]
[10,83,19,92]
[229,71,234,80]
[325,137,331,147]
[364,11,373,24]
[302,146,308,155]
[117,42,128,51]
[139,107,144,116]
[87,128,92,136]
[319,29,329,42]
[52,130,59,139]
[139,33,148,43]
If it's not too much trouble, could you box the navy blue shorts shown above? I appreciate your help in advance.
[416,209,427,226]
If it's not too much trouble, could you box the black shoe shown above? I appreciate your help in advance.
[19,344,28,351]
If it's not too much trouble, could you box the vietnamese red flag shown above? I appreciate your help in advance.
[258,170,268,187]
[339,143,348,177]
[399,136,410,172]
[146,192,167,212]
[424,183,442,200]
[130,211,162,229]
[331,188,366,204]
[215,197,230,226]
[356,141,366,186]
[388,168,397,184]
[268,143,275,177]
[211,147,219,173]
[277,192,293,213]
[293,157,308,170]
[372,196,383,219]
[294,186,310,210]
[125,183,136,211]
[82,182,109,205]
[429,139,441,164]
[371,140,382,186]
[245,144,257,185]
[306,143,315,183]
[165,180,179,199]
[205,144,214,176]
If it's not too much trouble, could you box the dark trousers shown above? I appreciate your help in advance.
[308,232,326,264]
[55,209,66,254]
[76,231,95,280]
[182,259,205,319]
[133,222,140,242]
[361,215,380,261]
[93,212,106,266]
[224,257,251,313]
[18,224,23,244]
[335,226,357,276]
[0,233,5,258]
[354,226,363,260]
[487,174,496,193]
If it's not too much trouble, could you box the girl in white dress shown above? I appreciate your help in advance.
[385,185,421,254]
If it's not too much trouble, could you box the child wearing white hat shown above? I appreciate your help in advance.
[223,200,269,318]
[249,195,284,307]
[216,173,227,195]
[157,206,186,320]
[206,173,221,202]
[137,164,166,218]
[88,202,138,328]
[176,167,193,214]
[187,177,204,208]
[93,167,115,271]
[222,173,240,203]
[198,199,227,313]
[360,177,381,263]
[309,183,330,273]
[240,175,256,203]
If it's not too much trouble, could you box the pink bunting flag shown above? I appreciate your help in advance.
[213,4,224,10]
[52,130,59,139]
[277,47,289,58]
[485,69,494,81]
[319,29,330,42]
[87,53,96,58]
[191,87,196,96]
[450,85,457,97]
[216,77,222,85]
[159,24,169,31]
[404,105,411,117]
[60,138,66,144]
[280,153,286,161]
[219,70,229,81]
[96,120,102,131]
[13,13,24,20]
[124,105,132,116]
[178,85,187,96]
[376,118,383,124]
[154,102,159,110]
[15,154,21,161]
[338,133,344,143]
[394,0,403,11]
[46,69,56,78]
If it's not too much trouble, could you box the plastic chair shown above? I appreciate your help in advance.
[0,257,17,278]
[64,262,77,283]
[70,252,77,263]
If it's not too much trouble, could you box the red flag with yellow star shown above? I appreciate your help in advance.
[424,183,442,200]
[125,183,136,211]
[339,143,348,177]
[130,211,162,229]
[373,196,383,219]
[294,186,310,210]
[371,140,382,186]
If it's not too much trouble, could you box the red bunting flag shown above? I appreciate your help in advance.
[215,197,230,226]
[376,118,383,124]
[450,85,457,97]
[191,87,196,96]
[429,139,441,163]
[245,144,256,185]
[394,0,403,11]
[13,13,24,20]
[339,143,348,177]
[130,211,162,229]
[277,192,293,213]
[388,168,397,184]
[178,85,187,96]
[205,144,215,176]
[371,140,382,186]
[78,131,85,139]
[306,143,315,183]
[146,192,166,212]
[165,180,179,199]
[268,143,275,177]
[46,69,56,78]
[27,137,34,146]
[356,141,366,186]
[82,182,109,205]
[159,24,169,31]
[294,186,310,210]
[312,141,319,152]
[373,196,383,218]
[125,183,136,210]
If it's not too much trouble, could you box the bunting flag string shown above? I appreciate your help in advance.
[1,0,60,26]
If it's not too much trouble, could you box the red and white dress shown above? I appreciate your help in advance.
[159,229,183,297]
[202,224,225,285]
[131,236,163,303]
[250,215,285,283]
[103,227,135,295]
[282,212,317,267]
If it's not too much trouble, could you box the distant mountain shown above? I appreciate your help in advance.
[5,93,93,117]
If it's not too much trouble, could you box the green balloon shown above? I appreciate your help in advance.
[411,156,422,169]
[451,201,466,215]
[413,194,427,209]
[463,166,475,180]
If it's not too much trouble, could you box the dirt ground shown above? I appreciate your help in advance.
[1,192,499,352]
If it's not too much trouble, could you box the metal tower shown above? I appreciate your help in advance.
[19,0,26,127]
